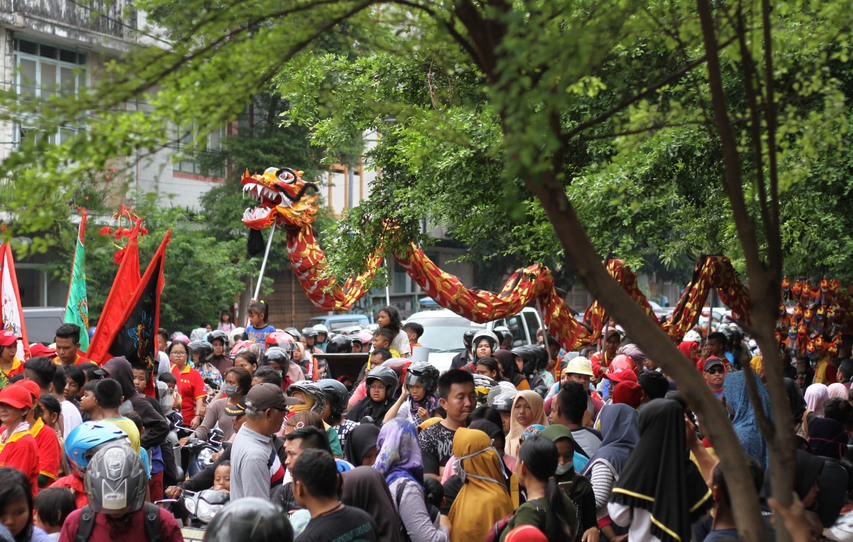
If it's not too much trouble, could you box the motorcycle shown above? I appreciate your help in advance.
[180,426,225,479]
[157,488,229,533]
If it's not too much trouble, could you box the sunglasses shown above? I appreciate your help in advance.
[706,367,725,375]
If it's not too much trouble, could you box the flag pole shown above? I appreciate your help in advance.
[252,225,276,301]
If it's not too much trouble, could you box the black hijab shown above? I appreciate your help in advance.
[785,377,807,423]
[494,349,523,386]
[341,467,403,542]
[610,399,712,542]
[344,423,380,466]
[794,449,825,500]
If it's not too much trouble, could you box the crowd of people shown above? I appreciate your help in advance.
[0,299,850,541]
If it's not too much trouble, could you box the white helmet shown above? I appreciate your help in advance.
[313,324,329,334]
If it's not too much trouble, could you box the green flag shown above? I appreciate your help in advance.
[64,210,89,350]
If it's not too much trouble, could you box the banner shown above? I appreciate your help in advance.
[107,230,170,372]
[0,244,30,359]
[64,210,90,351]
[86,220,143,364]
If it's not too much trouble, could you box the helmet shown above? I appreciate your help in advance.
[85,445,147,515]
[316,379,348,416]
[230,340,260,360]
[204,498,292,542]
[65,421,132,476]
[563,356,593,377]
[336,459,354,473]
[462,329,477,349]
[208,330,229,347]
[284,327,302,340]
[231,327,246,341]
[285,380,327,415]
[472,374,497,405]
[88,327,97,340]
[301,327,318,338]
[383,359,411,386]
[265,331,295,354]
[406,362,440,396]
[472,330,499,355]
[313,324,329,336]
[511,345,539,375]
[262,347,290,367]
[189,341,215,363]
[365,366,399,396]
[490,389,518,412]
[326,335,353,354]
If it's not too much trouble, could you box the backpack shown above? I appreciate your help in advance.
[484,503,546,542]
[75,502,161,542]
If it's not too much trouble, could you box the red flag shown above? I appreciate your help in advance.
[86,220,142,364]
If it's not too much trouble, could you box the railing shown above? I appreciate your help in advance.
[0,0,138,40]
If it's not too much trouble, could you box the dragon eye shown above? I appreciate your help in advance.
[276,168,297,184]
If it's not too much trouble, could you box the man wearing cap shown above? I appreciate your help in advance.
[53,324,91,367]
[230,383,295,500]
[703,357,726,399]
[0,330,25,388]
[546,357,603,422]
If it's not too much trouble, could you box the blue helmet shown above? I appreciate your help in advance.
[65,421,130,476]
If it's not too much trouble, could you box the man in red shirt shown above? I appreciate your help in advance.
[0,383,40,495]
[53,324,91,367]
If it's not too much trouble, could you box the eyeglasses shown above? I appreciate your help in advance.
[368,384,386,391]
[706,367,725,375]
[170,351,188,357]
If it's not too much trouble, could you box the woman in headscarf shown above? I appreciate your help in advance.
[678,341,700,369]
[505,391,548,457]
[541,425,598,542]
[342,467,403,542]
[786,377,811,450]
[808,417,848,460]
[805,383,829,418]
[448,427,514,542]
[495,349,530,390]
[374,418,449,542]
[344,423,380,466]
[723,370,772,470]
[582,403,639,542]
[609,399,712,542]
[828,382,848,401]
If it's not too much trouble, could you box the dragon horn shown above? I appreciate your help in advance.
[244,168,250,178]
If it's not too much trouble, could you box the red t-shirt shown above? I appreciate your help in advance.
[51,474,88,508]
[31,418,61,483]
[0,427,39,495]
[171,364,206,425]
[58,505,184,542]
[0,358,25,389]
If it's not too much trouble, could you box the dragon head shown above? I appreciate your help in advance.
[241,167,320,230]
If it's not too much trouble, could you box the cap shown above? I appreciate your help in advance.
[29,344,56,358]
[225,397,247,417]
[562,356,593,377]
[504,525,548,542]
[0,385,35,409]
[703,357,725,372]
[0,330,18,347]
[605,366,638,383]
[16,380,40,404]
[93,367,109,377]
[612,381,643,409]
[244,383,298,412]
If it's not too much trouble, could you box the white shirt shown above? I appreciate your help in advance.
[60,399,82,438]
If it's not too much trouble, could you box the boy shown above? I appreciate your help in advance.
[292,449,378,542]
[212,460,231,494]
[34,487,75,540]
[403,322,424,352]
[94,379,141,453]
[63,365,85,405]
[157,373,183,422]
[25,357,82,438]
[246,300,276,351]
[371,328,400,358]
[78,381,101,421]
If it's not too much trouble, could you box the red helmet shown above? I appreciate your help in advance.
[265,331,295,354]
[605,354,637,383]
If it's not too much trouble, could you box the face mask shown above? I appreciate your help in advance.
[555,462,573,476]
[454,446,507,485]
[223,385,239,398]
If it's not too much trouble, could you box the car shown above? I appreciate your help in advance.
[404,306,544,372]
[22,307,65,344]
[305,314,371,332]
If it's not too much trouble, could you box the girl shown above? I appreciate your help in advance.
[347,367,398,427]
[0,331,24,390]
[591,329,622,380]
[233,350,260,377]
[501,436,576,541]
[0,385,39,495]
[344,424,380,467]
[540,425,597,542]
[217,310,235,334]
[0,468,53,541]
[376,306,410,358]
[384,362,439,426]
[505,391,547,457]
[475,358,502,381]
[245,301,276,351]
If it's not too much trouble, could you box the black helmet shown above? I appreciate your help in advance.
[301,327,318,338]
[511,345,539,375]
[326,335,353,354]
[284,327,302,340]
[316,379,348,416]
[285,380,327,415]
[85,445,147,515]
[365,365,399,396]
[188,340,215,364]
[203,497,292,542]
[531,344,549,371]
[405,362,440,396]
[490,388,518,412]
[262,347,290,367]
[208,330,229,347]
[462,329,477,349]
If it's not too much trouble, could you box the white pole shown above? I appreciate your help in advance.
[385,258,391,306]
[253,225,276,301]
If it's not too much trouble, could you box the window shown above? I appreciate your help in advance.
[13,39,88,146]
[173,123,225,177]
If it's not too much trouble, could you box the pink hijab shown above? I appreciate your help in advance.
[828,383,848,400]
[805,384,829,417]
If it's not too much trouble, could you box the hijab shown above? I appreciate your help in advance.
[611,400,712,542]
[678,341,699,363]
[540,424,593,501]
[828,383,848,401]
[448,428,514,542]
[794,449,825,501]
[505,390,547,457]
[805,384,829,417]
[808,417,847,460]
[373,418,424,489]
[723,370,772,469]
[582,403,639,477]
[341,467,403,542]
[495,349,522,386]
[344,423,379,466]
[785,377,807,423]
